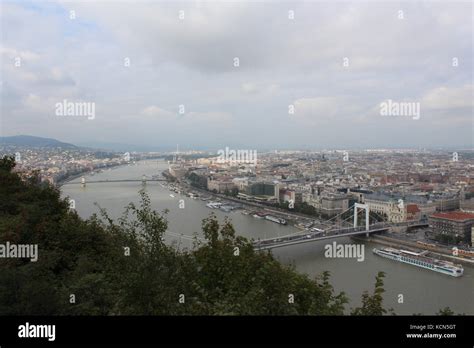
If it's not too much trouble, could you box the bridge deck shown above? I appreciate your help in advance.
[63,178,167,184]
[253,221,428,250]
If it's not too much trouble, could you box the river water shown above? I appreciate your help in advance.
[61,160,474,315]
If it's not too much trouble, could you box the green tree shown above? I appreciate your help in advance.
[436,307,455,316]
[351,272,393,315]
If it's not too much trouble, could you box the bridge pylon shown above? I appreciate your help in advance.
[354,203,369,231]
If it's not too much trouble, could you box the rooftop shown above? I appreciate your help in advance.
[431,211,474,221]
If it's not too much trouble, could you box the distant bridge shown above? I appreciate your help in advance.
[62,177,167,186]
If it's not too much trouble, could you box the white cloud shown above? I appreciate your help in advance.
[0,46,41,61]
[0,1,472,148]
[293,97,340,122]
[185,111,233,125]
[421,85,473,110]
[141,106,175,119]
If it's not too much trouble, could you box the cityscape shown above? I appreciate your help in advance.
[3,138,474,280]
[0,0,473,345]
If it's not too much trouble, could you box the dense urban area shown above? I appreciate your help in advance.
[2,138,474,253]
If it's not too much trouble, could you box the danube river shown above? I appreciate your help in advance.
[61,160,474,315]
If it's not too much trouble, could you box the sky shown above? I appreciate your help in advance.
[0,0,473,151]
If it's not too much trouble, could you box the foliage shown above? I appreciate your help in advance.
[436,307,455,316]
[351,272,394,316]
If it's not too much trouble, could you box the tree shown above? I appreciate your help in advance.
[436,307,455,316]
[351,272,393,316]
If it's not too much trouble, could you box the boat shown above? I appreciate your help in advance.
[206,202,222,209]
[219,205,234,212]
[373,247,464,277]
[265,215,287,225]
[252,212,267,219]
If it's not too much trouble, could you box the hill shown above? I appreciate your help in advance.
[0,135,78,149]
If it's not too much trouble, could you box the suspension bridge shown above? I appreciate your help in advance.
[163,204,428,251]
[61,175,167,187]
[253,204,428,250]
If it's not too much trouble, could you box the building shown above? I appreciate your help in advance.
[207,178,235,193]
[460,198,474,213]
[363,193,405,222]
[168,164,188,179]
[406,204,421,221]
[472,226,474,247]
[246,182,280,201]
[428,211,474,245]
[434,196,460,212]
[307,194,348,218]
[279,189,303,205]
[232,177,249,191]
[320,195,349,217]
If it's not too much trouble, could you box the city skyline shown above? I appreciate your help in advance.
[1,1,473,149]
[2,133,474,152]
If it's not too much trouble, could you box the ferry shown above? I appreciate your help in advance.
[219,205,234,213]
[206,202,222,209]
[265,215,287,225]
[373,247,463,277]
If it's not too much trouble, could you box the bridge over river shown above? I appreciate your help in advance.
[253,214,428,251]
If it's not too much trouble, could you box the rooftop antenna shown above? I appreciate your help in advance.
[173,144,179,163]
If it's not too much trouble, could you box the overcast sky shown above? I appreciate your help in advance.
[1,0,472,150]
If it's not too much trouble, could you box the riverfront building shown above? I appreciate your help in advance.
[428,211,474,246]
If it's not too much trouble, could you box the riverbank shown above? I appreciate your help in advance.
[168,177,330,229]
[56,163,125,187]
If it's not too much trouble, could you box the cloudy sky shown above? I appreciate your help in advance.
[1,0,472,150]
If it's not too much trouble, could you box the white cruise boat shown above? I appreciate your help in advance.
[373,247,463,277]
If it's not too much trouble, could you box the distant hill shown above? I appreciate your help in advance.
[0,135,78,149]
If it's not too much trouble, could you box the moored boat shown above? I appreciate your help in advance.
[373,247,463,277]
